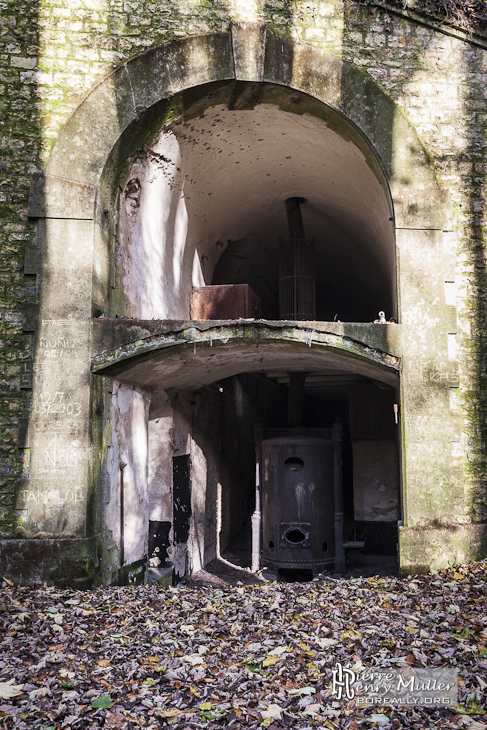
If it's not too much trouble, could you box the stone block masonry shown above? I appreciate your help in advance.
[1,0,487,578]
[0,0,41,538]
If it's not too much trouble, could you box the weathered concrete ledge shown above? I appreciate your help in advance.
[92,318,402,357]
[91,319,401,390]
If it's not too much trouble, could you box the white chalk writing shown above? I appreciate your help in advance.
[21,486,83,506]
[33,392,82,417]
[407,361,459,386]
[41,319,89,329]
[33,419,82,435]
[44,434,85,469]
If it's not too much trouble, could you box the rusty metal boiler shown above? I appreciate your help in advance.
[261,436,335,574]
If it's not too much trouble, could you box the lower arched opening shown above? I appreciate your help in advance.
[144,366,400,582]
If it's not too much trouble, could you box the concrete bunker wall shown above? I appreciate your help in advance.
[16,24,476,584]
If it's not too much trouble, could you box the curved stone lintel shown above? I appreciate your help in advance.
[231,21,266,82]
[36,25,444,230]
[92,321,401,390]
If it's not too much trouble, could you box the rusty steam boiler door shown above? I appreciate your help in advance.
[261,437,335,574]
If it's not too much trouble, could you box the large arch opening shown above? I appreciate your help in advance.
[96,321,401,579]
[113,82,396,325]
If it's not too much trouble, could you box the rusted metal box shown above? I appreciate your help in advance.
[191,284,262,320]
[261,436,335,574]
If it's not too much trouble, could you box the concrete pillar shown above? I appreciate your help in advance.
[20,178,97,537]
[398,227,465,570]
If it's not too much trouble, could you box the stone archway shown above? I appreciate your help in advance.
[24,23,456,583]
[109,85,396,324]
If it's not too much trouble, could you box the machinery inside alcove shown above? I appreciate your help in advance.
[210,195,393,323]
[162,367,400,581]
[187,196,400,579]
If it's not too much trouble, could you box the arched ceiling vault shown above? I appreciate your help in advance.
[116,82,397,322]
[169,99,396,321]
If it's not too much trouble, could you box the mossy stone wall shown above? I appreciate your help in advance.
[2,0,487,542]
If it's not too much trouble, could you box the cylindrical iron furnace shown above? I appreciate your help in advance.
[261,436,335,574]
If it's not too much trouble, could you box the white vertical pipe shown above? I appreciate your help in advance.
[251,462,261,572]
[216,481,222,560]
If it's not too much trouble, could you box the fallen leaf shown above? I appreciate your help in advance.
[105,711,127,728]
[61,715,79,727]
[159,709,180,718]
[180,624,195,635]
[29,687,50,699]
[183,654,205,666]
[268,646,288,656]
[303,702,322,716]
[246,642,262,652]
[261,704,283,720]
[91,695,114,709]
[59,669,75,679]
[0,681,23,700]
[287,686,315,696]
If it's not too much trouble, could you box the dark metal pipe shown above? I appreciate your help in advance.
[332,423,346,573]
[285,196,306,240]
[287,371,306,427]
[280,197,316,320]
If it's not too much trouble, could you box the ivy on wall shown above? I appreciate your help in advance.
[383,0,487,31]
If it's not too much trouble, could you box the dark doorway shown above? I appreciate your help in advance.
[214,372,400,576]
[173,455,191,544]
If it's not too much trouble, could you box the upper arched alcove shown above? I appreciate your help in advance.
[112,81,396,323]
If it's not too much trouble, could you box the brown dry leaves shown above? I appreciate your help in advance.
[386,0,487,31]
[1,562,487,729]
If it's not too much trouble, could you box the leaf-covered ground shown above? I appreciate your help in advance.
[1,561,487,730]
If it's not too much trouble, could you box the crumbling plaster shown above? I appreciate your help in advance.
[104,381,150,567]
